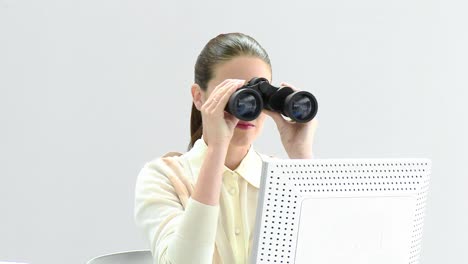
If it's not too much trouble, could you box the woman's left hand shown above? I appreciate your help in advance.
[263,82,319,159]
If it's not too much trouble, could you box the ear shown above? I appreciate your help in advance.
[191,83,204,110]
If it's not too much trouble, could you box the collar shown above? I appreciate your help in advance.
[183,136,263,188]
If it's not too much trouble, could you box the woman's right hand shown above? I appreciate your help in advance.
[201,79,245,149]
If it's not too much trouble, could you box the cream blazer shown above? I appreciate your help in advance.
[134,138,267,264]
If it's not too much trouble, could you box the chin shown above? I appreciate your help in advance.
[229,130,257,148]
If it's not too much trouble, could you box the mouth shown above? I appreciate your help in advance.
[236,121,255,130]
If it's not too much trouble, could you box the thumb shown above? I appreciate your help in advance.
[263,109,287,127]
[280,81,298,90]
[224,112,239,126]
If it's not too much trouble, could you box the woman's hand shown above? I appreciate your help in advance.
[201,79,245,149]
[263,82,319,159]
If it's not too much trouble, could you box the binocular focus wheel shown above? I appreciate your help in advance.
[247,77,269,86]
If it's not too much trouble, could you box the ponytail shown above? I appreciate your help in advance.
[188,103,203,150]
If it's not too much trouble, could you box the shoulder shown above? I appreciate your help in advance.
[136,151,195,208]
[139,151,185,177]
[135,152,188,198]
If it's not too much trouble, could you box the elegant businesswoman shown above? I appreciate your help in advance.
[134,32,318,264]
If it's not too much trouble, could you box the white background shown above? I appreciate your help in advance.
[1,0,466,263]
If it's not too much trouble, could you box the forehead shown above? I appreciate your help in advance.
[208,56,272,88]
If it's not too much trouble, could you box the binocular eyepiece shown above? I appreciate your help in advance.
[225,77,318,123]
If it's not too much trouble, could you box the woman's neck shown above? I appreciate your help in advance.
[225,143,250,170]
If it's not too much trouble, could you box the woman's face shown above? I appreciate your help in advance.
[203,56,272,148]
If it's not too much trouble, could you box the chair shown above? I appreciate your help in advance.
[86,250,152,264]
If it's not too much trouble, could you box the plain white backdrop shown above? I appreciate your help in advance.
[1,0,466,263]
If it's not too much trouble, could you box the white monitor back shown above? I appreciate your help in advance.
[250,158,431,264]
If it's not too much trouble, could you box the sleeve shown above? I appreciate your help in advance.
[134,159,220,264]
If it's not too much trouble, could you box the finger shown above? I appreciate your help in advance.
[214,80,244,111]
[204,81,238,111]
[280,81,300,92]
[212,79,243,96]
[213,79,231,92]
[202,79,233,108]
[205,79,243,111]
[310,117,319,132]
[263,109,289,127]
[224,111,240,127]
[208,79,241,102]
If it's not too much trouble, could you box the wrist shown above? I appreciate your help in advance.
[286,146,313,159]
[288,153,313,159]
[203,134,231,151]
[207,144,229,157]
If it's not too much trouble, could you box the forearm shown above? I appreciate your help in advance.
[165,198,219,264]
[165,146,227,263]
[286,144,313,159]
[135,161,220,264]
[288,153,313,159]
[192,145,228,206]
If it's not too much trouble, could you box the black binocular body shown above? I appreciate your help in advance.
[225,77,318,123]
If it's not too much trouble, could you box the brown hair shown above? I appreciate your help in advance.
[188,32,272,150]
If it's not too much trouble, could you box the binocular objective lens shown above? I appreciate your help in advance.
[291,95,313,120]
[235,93,258,119]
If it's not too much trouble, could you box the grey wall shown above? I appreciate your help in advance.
[1,0,466,263]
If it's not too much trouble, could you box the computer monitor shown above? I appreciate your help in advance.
[250,158,431,264]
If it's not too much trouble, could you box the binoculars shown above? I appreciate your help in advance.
[225,77,318,123]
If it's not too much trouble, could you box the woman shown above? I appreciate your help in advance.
[134,32,318,264]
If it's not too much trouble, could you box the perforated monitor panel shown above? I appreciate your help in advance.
[250,158,431,264]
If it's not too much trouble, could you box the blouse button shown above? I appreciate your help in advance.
[229,187,236,195]
[235,228,241,235]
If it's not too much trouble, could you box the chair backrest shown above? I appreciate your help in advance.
[86,250,152,264]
